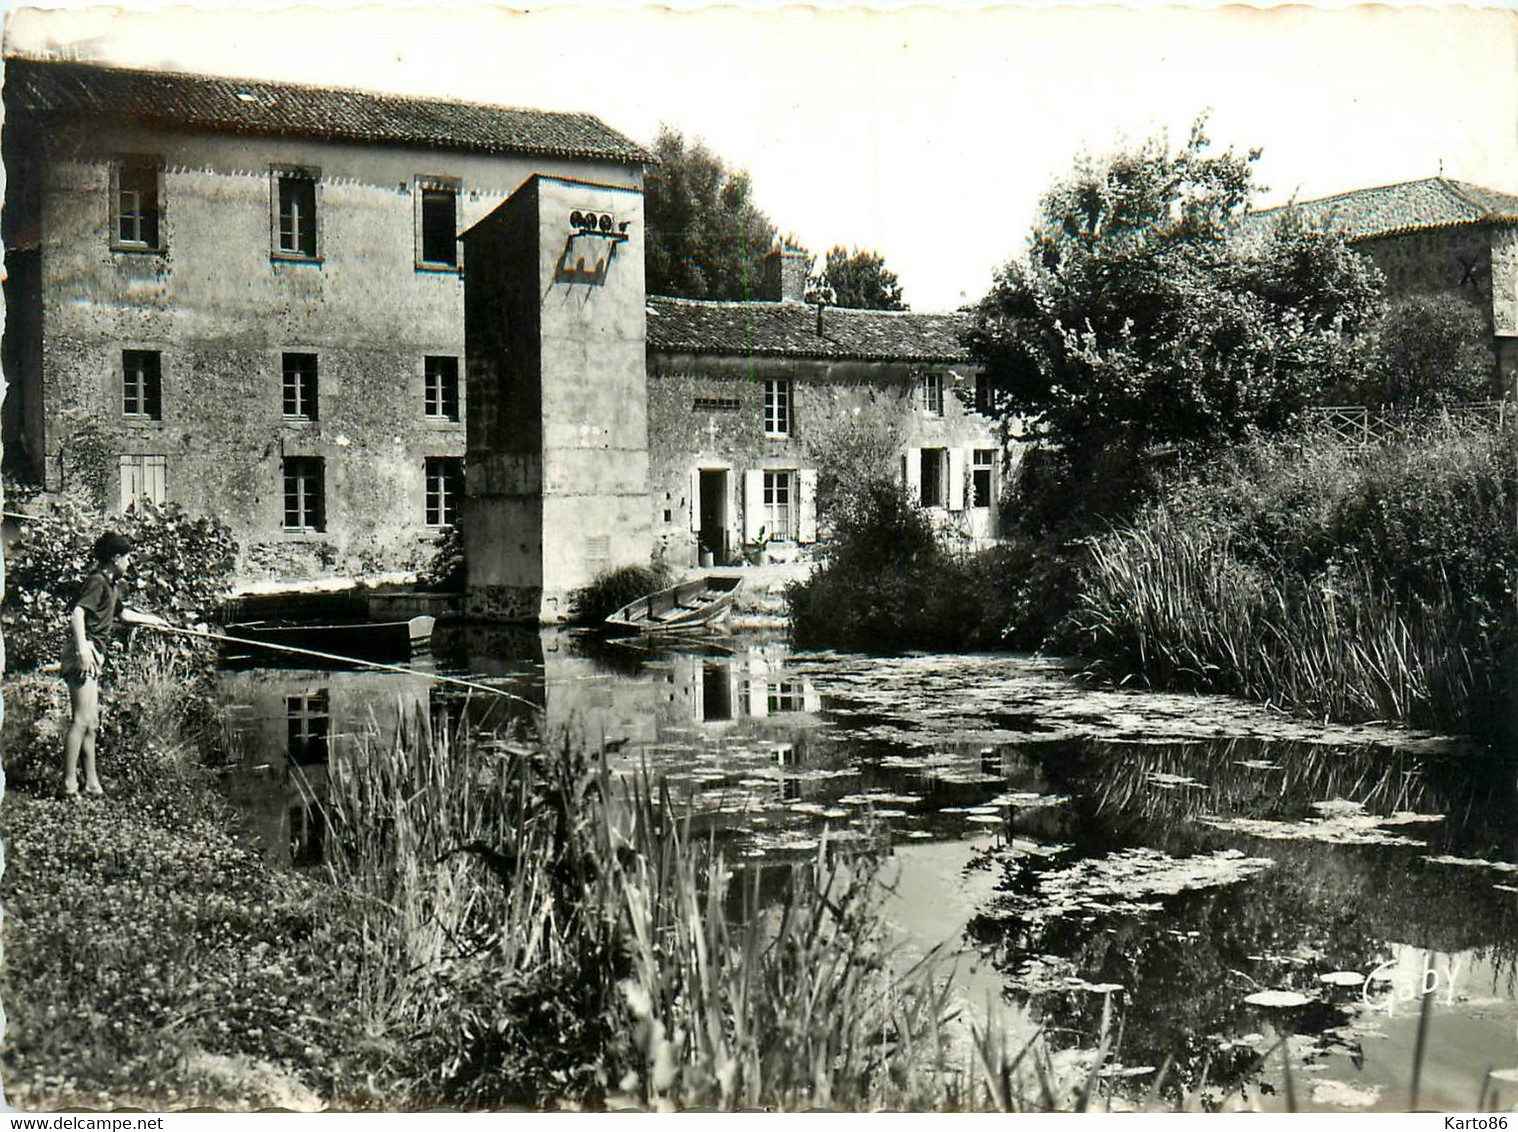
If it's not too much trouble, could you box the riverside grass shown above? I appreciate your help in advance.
[1073,419,1516,737]
[310,710,984,1109]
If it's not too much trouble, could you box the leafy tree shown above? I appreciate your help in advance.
[801,412,903,543]
[644,126,778,300]
[818,245,907,310]
[963,122,1383,527]
[1363,292,1494,406]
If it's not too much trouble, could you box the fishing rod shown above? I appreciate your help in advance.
[146,622,541,709]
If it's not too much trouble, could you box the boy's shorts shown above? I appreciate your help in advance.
[60,642,103,688]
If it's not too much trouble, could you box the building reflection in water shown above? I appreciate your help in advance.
[217,628,823,867]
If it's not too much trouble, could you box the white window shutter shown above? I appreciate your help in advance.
[689,468,701,532]
[947,448,966,511]
[119,457,139,514]
[797,468,818,543]
[146,455,167,505]
[743,469,765,542]
[905,447,922,504]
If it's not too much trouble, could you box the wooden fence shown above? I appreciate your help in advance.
[1304,401,1511,446]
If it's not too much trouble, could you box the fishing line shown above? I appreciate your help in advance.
[147,622,540,708]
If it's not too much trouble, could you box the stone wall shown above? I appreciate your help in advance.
[462,175,650,623]
[1357,224,1518,395]
[13,118,636,582]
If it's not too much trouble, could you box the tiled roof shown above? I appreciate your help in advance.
[3,57,652,165]
[646,297,972,363]
[1244,177,1518,242]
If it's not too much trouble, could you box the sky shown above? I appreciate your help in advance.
[4,2,1517,311]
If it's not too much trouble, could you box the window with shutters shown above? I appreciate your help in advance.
[113,157,162,251]
[763,470,795,540]
[273,168,319,259]
[122,350,163,419]
[119,455,167,513]
[919,448,947,508]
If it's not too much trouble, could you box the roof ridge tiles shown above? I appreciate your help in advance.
[4,55,654,165]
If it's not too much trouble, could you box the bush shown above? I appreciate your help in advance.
[416,522,465,592]
[789,480,1014,652]
[568,563,674,626]
[1363,293,1496,406]
[4,494,238,673]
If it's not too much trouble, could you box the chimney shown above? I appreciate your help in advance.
[761,241,812,303]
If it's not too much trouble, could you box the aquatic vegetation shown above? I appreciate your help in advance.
[1198,800,1443,848]
[1074,420,1518,739]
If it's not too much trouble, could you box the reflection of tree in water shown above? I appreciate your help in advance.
[967,735,1518,1098]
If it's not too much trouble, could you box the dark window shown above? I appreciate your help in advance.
[768,680,806,714]
[972,449,995,508]
[122,350,162,419]
[419,187,458,267]
[115,159,161,249]
[693,396,742,413]
[424,356,460,420]
[425,457,463,527]
[286,690,330,764]
[920,448,946,508]
[763,379,792,436]
[282,353,318,420]
[276,173,318,257]
[283,457,325,531]
[972,374,994,416]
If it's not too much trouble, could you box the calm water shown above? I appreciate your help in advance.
[216,626,1518,1112]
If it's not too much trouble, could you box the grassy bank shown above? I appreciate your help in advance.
[1072,419,1517,739]
[0,667,386,1110]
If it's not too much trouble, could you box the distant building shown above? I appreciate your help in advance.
[1248,177,1518,394]
[1,58,648,580]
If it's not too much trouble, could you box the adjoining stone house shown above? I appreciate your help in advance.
[646,245,1001,567]
[1247,177,1518,396]
[1,58,650,579]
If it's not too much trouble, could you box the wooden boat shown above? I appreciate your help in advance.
[225,614,436,662]
[605,575,743,633]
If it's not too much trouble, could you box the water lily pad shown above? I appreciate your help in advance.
[1319,971,1364,987]
[1098,1065,1156,1078]
[1244,990,1312,1008]
[1311,1080,1380,1108]
[1424,854,1518,874]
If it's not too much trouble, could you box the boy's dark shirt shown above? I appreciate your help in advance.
[74,569,127,652]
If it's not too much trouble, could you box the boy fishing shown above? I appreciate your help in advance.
[61,531,170,799]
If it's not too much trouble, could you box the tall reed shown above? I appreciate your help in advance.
[309,712,989,1109]
[1074,421,1517,738]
